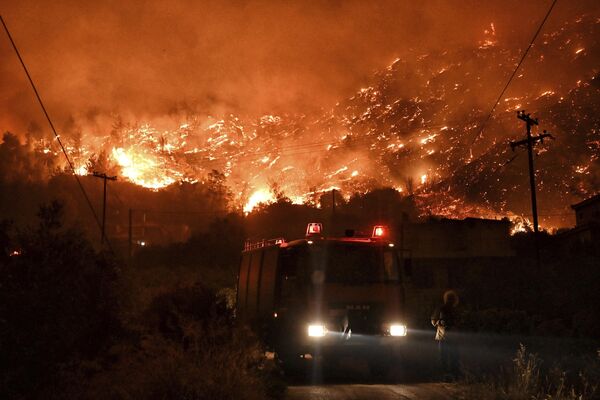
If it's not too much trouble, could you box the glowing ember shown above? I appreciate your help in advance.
[538,90,555,98]
[510,216,531,235]
[74,165,88,176]
[420,133,437,145]
[479,22,497,49]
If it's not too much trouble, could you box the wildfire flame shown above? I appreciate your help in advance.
[244,189,275,214]
[22,13,597,231]
[111,148,176,189]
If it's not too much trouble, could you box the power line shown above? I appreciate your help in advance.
[1,15,113,252]
[482,152,521,178]
[132,208,218,215]
[470,0,559,147]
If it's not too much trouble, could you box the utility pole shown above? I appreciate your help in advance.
[331,189,336,216]
[510,110,553,266]
[128,208,133,265]
[92,172,117,246]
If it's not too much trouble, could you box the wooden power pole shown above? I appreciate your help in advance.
[510,110,553,265]
[128,208,133,265]
[92,172,117,246]
[331,189,336,216]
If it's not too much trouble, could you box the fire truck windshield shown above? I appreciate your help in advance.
[321,243,398,283]
[281,242,399,284]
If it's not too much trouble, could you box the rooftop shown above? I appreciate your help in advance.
[571,193,600,210]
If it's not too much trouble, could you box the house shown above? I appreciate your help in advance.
[572,193,600,226]
[397,217,515,327]
[560,194,600,253]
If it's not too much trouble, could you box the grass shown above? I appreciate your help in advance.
[460,344,600,400]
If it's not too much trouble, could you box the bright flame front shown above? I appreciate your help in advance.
[244,189,275,214]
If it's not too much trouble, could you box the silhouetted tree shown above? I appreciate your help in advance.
[0,201,121,398]
[207,169,233,212]
[86,150,119,176]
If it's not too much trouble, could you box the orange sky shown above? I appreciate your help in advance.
[2,0,597,134]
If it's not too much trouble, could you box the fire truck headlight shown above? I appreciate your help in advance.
[389,324,407,337]
[308,324,327,337]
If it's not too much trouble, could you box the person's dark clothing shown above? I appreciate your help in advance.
[438,336,459,378]
[431,303,460,378]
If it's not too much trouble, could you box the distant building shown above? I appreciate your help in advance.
[109,210,192,256]
[560,194,600,253]
[397,217,515,327]
[400,217,513,259]
[571,193,600,227]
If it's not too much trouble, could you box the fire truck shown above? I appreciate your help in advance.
[236,223,407,372]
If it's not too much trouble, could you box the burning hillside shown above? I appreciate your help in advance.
[10,14,600,228]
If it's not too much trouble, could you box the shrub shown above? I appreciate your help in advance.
[0,201,121,399]
[461,344,599,400]
[86,284,285,400]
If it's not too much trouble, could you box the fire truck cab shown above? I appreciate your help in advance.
[237,223,407,371]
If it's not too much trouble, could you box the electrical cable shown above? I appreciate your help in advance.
[470,0,559,147]
[132,208,218,215]
[1,15,114,253]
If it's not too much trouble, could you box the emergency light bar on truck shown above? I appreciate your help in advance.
[244,223,391,251]
[372,225,387,238]
[243,237,285,251]
[306,222,323,236]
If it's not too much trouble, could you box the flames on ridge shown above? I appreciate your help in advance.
[29,14,600,229]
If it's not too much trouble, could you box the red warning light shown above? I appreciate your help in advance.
[306,223,323,236]
[372,225,386,238]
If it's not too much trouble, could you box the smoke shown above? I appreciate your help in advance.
[2,0,597,134]
[1,0,599,231]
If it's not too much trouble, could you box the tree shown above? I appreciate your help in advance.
[86,150,119,176]
[0,201,121,398]
[268,179,289,203]
[207,169,232,211]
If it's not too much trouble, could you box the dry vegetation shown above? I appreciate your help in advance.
[460,345,600,400]
[0,201,284,399]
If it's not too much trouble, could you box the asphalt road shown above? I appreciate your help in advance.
[284,332,594,399]
[286,383,460,400]
[282,333,453,399]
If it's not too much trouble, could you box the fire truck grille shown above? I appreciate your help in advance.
[336,303,383,335]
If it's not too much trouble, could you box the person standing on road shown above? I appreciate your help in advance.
[431,290,461,380]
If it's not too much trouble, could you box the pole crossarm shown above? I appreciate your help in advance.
[92,172,118,181]
[508,110,555,269]
[510,132,555,150]
[516,110,538,125]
